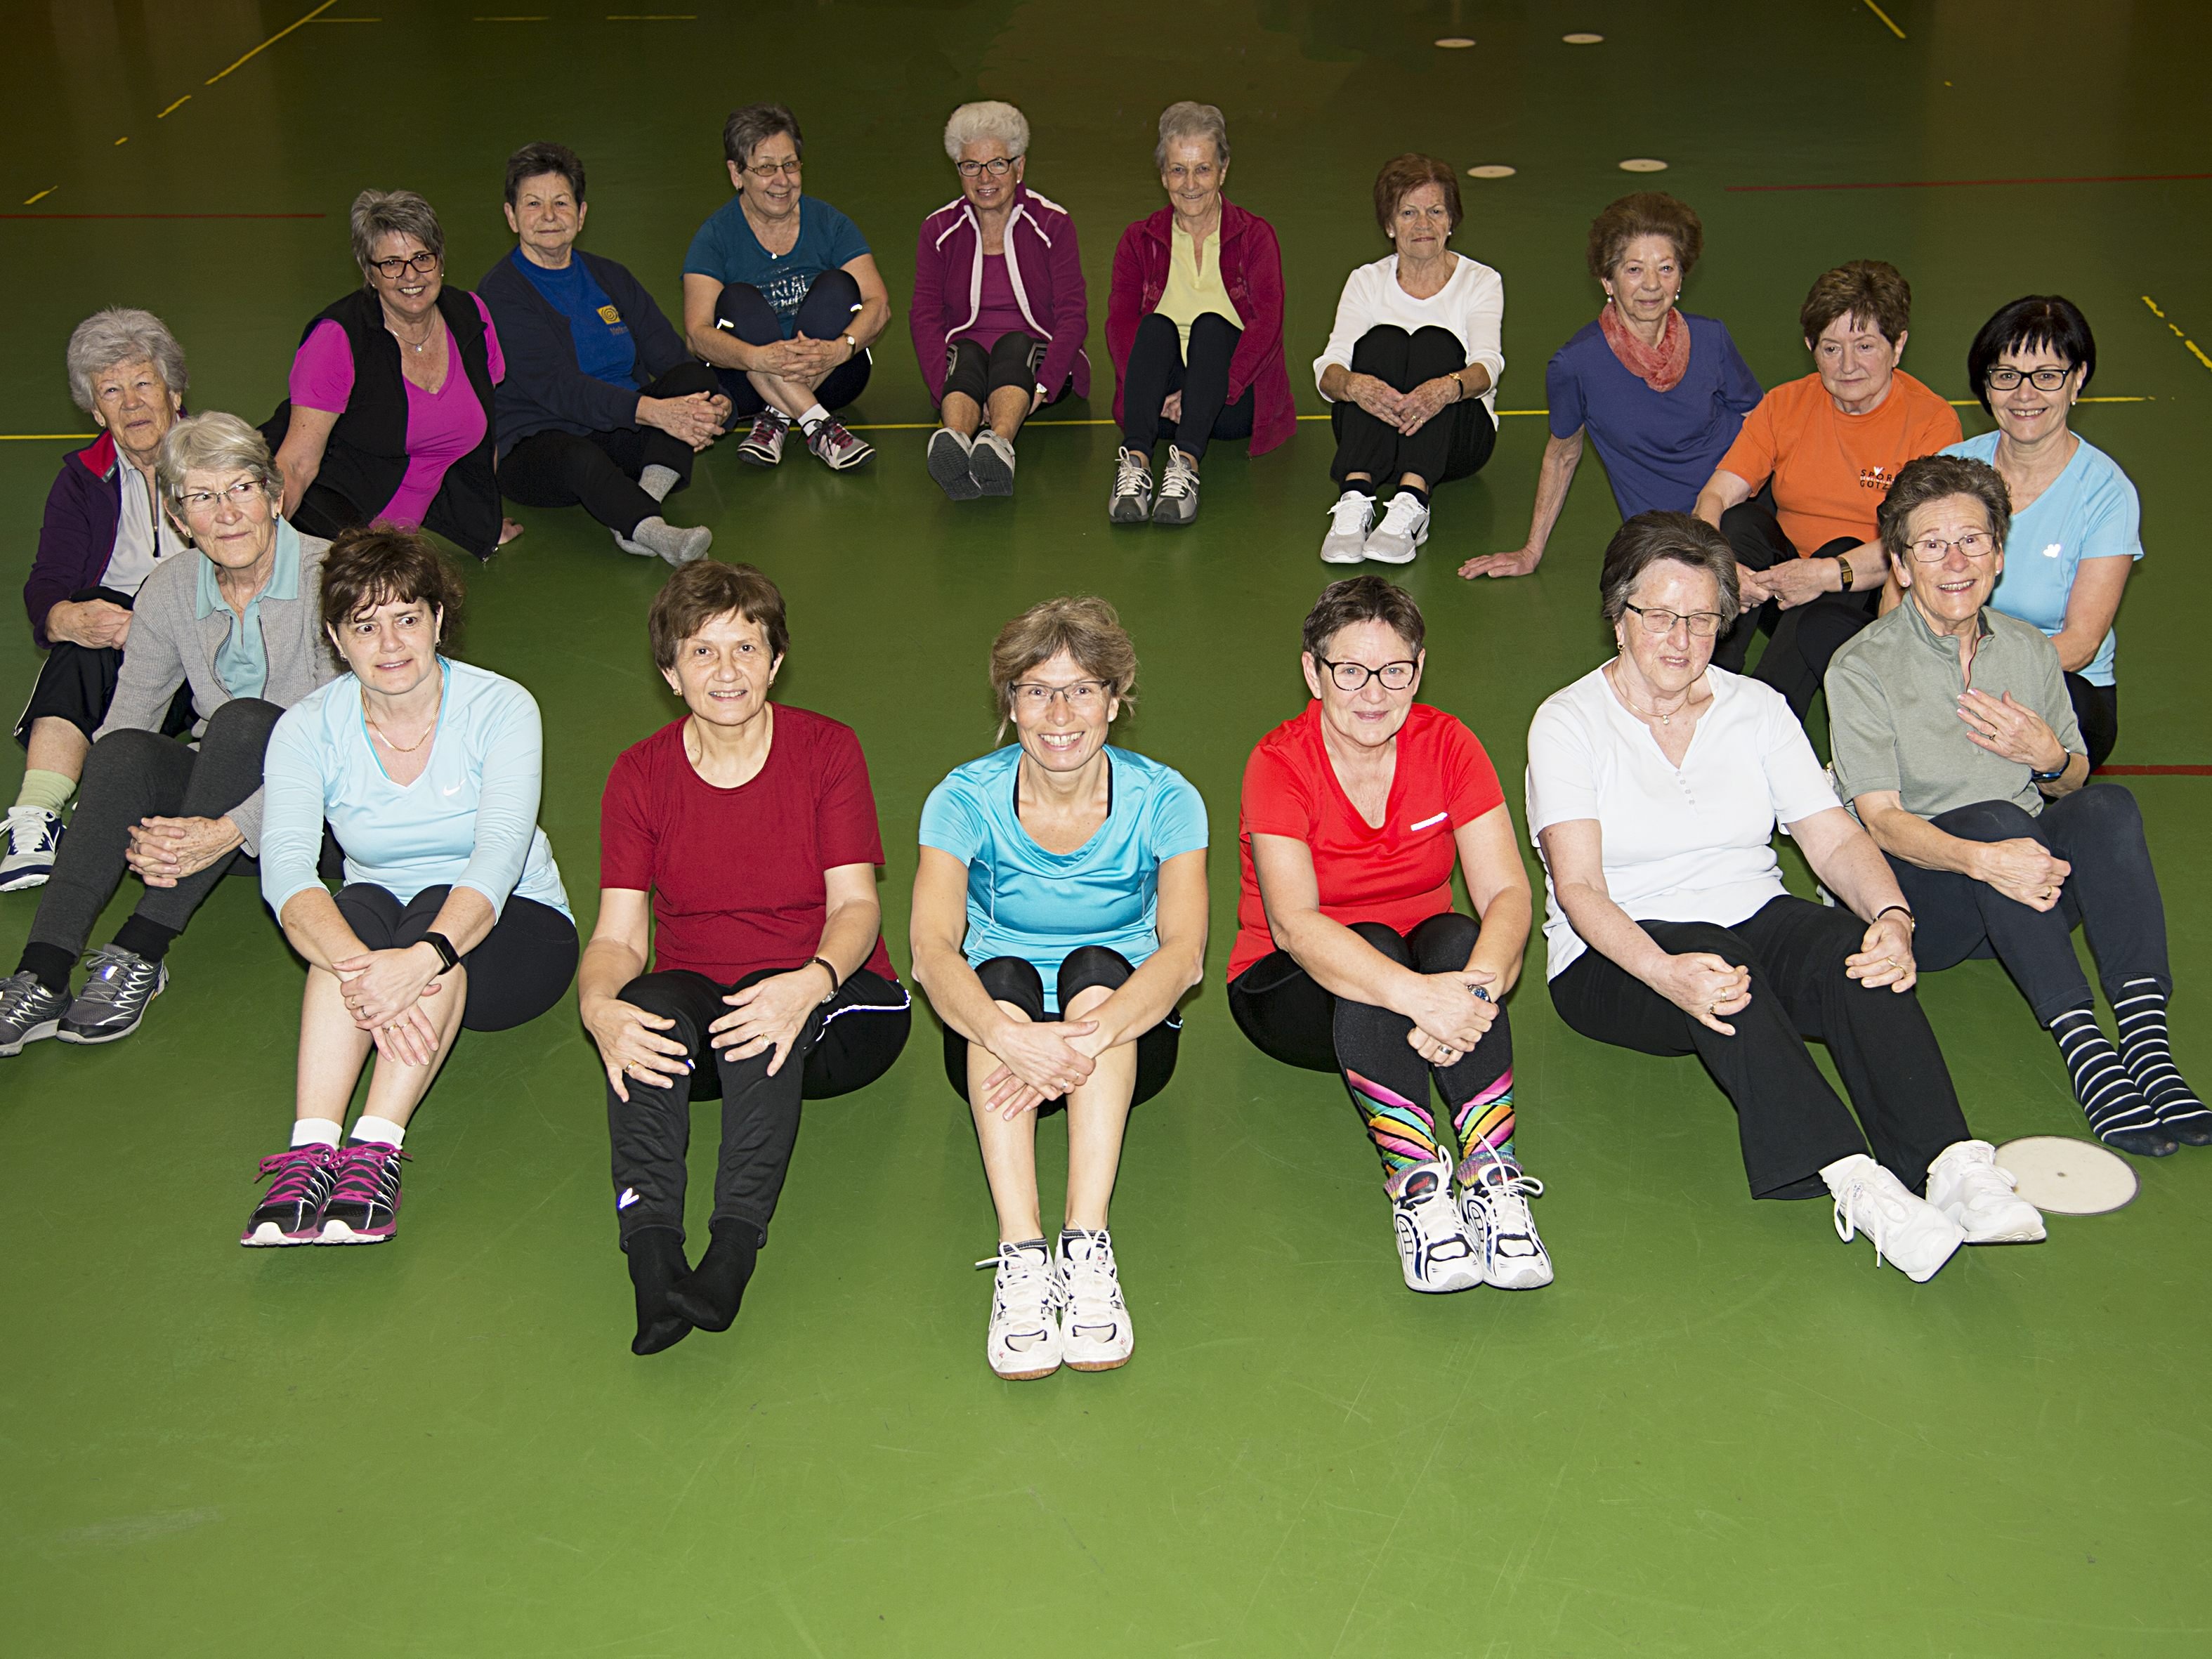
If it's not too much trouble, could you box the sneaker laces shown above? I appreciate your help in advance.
[0,969,62,1023]
[1059,1231,1124,1313]
[328,1141,407,1208]
[976,1245,1064,1323]
[1377,493,1427,535]
[70,945,158,1012]
[1112,450,1151,498]
[4,805,55,853]
[1156,453,1198,500]
[1471,1166,1546,1259]
[256,1146,334,1207]
[1831,1174,1907,1269]
[1327,493,1374,534]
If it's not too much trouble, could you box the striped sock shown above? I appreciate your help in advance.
[1344,1070,1442,1191]
[1451,1068,1517,1186]
[2049,1005,2161,1142]
[2114,979,2209,1126]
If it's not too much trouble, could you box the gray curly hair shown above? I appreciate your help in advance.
[65,308,188,414]
[1154,101,1230,171]
[944,100,1030,161]
[348,188,445,282]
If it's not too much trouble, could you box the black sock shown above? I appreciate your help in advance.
[1341,478,1377,499]
[1394,485,1431,509]
[2114,978,2208,1123]
[666,1219,761,1333]
[18,942,73,995]
[624,1226,693,1357]
[111,916,181,966]
[2050,1005,2164,1144]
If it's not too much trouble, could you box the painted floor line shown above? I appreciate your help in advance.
[1862,0,1906,38]
[1729,171,2212,192]
[2142,294,2212,373]
[0,212,326,220]
[206,0,339,84]
[21,187,56,206]
[2096,766,2212,777]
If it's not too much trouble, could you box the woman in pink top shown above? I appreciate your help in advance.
[263,190,511,560]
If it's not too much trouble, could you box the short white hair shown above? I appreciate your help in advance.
[1155,101,1229,171]
[65,308,188,414]
[156,412,282,506]
[943,100,1030,162]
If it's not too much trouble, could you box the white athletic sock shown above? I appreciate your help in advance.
[291,1118,343,1150]
[796,402,830,433]
[350,1115,407,1148]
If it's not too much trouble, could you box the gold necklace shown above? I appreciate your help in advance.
[363,687,440,753]
[1609,661,1690,728]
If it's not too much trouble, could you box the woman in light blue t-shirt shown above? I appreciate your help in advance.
[910,598,1208,1382]
[1943,295,2141,768]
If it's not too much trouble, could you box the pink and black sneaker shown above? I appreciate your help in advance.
[241,1146,338,1247]
[318,1142,408,1244]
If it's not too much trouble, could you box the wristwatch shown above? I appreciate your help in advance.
[1834,554,1855,591]
[841,332,859,358]
[2030,758,2071,782]
[420,931,462,976]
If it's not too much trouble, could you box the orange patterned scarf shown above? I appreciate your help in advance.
[1599,304,1690,393]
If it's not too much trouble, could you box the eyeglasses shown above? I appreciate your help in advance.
[1623,603,1725,638]
[746,158,804,179]
[1012,679,1109,709]
[1909,532,1996,564]
[957,157,1015,178]
[369,251,440,280]
[1985,366,2073,392]
[176,480,266,513]
[1316,657,1418,692]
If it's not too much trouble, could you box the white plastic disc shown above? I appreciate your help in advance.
[1434,36,1475,48]
[1618,157,1669,173]
[1563,32,1604,44]
[1467,164,1517,179]
[1994,1136,2140,1216]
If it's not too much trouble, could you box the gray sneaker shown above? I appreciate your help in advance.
[927,426,981,500]
[57,945,166,1044]
[968,429,1016,497]
[0,970,67,1056]
[1107,447,1153,523]
[1151,450,1200,526]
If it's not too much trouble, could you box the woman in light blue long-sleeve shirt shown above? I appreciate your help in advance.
[241,527,577,1250]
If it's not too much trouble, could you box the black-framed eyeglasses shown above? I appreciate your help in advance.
[369,251,440,279]
[957,157,1015,178]
[746,158,804,180]
[1985,366,2073,392]
[1623,603,1725,638]
[1317,657,1418,692]
[1909,532,1996,564]
[1011,679,1109,709]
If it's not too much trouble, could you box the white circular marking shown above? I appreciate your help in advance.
[1995,1136,2140,1215]
[1466,164,1517,179]
[1563,32,1604,44]
[1434,37,1475,48]
[1618,157,1670,172]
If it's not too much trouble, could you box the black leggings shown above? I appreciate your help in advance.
[608,966,912,1245]
[940,947,1181,1113]
[497,361,720,537]
[14,586,196,747]
[2067,675,2119,772]
[1228,912,1517,1172]
[941,332,1059,408]
[1710,494,1874,721]
[1329,324,1497,492]
[1888,787,2168,1023]
[1120,310,1252,460]
[335,882,578,1033]
[1547,895,1969,1199]
[712,268,871,417]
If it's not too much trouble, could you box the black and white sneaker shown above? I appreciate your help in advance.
[977,1240,1064,1379]
[0,970,67,1056]
[1107,447,1153,523]
[927,426,981,499]
[735,408,791,466]
[1057,1228,1133,1371]
[56,945,166,1044]
[1390,1158,1482,1292]
[0,806,63,891]
[1460,1162,1554,1290]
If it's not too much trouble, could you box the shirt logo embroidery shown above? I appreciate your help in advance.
[2041,542,2062,558]
[596,304,622,324]
[1858,464,1899,492]
[1409,810,1449,832]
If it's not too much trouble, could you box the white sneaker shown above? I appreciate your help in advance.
[1462,1164,1554,1290]
[1389,1159,1482,1292]
[1107,447,1153,523]
[1823,1153,1965,1283]
[1362,494,1430,564]
[1319,491,1375,563]
[1926,1140,2047,1244]
[976,1240,1064,1379]
[1057,1228,1134,1371]
[0,806,63,891]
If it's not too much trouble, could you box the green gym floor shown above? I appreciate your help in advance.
[5,2,2211,1653]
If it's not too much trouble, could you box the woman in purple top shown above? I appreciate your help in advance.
[1462,194,1760,584]
[910,101,1089,501]
[264,190,513,560]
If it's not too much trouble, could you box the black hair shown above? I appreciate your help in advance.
[1965,295,2095,412]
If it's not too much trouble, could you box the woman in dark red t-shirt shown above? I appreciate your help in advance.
[578,561,910,1356]
[1231,577,1550,1297]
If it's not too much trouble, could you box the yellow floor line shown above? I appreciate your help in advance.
[2142,294,2212,373]
[206,0,339,85]
[1862,0,1906,39]
[157,96,192,118]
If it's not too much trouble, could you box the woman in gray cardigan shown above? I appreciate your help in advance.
[0,413,336,1054]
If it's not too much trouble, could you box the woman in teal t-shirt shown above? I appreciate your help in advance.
[910,598,1208,1383]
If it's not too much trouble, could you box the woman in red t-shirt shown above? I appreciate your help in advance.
[1230,577,1550,1296]
[578,561,910,1356]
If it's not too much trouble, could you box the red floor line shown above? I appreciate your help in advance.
[0,211,325,220]
[1727,172,2212,192]
[2094,766,2212,776]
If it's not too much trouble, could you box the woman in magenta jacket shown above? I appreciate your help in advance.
[910,102,1090,502]
[1104,102,1293,529]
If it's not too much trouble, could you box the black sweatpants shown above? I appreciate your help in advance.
[712,269,872,417]
[941,332,1059,407]
[14,586,196,747]
[941,948,1181,1113]
[334,882,578,1033]
[1887,786,2168,1023]
[2067,675,2119,773]
[608,966,911,1247]
[1120,310,1252,460]
[497,361,721,537]
[1328,325,1497,491]
[19,697,284,992]
[1547,895,1969,1199]
[1710,495,1874,721]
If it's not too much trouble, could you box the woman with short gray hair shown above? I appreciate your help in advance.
[1103,101,1292,526]
[263,189,512,559]
[912,100,1089,499]
[6,310,192,893]
[1529,510,2043,1282]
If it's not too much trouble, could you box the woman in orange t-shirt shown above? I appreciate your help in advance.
[1693,261,1961,717]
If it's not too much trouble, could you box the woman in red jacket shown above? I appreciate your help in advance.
[1105,102,1292,529]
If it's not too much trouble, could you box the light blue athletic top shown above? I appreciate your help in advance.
[918,744,1208,1010]
[260,657,571,921]
[1945,431,2141,687]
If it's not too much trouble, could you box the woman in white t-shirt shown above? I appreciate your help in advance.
[1526,512,2042,1283]
[1311,155,1503,568]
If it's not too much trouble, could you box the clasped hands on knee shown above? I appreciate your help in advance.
[1400,968,1500,1065]
[1344,372,1453,436]
[979,1006,1104,1120]
[639,391,731,451]
[334,945,447,1068]
[1971,838,2072,911]
[125,813,241,886]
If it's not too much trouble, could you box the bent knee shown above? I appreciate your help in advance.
[1944,798,2042,842]
[1347,919,1415,966]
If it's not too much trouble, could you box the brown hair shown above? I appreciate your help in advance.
[1301,575,1425,662]
[1585,192,1703,282]
[988,597,1137,727]
[319,525,465,638]
[648,559,789,671]
[1598,512,1741,629]
[1800,259,1911,346]
[1876,454,2012,565]
[1373,153,1462,235]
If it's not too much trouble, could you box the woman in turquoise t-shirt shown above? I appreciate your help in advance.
[910,598,1208,1383]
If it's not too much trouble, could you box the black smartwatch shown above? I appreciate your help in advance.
[420,931,462,976]
[2030,758,2072,784]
